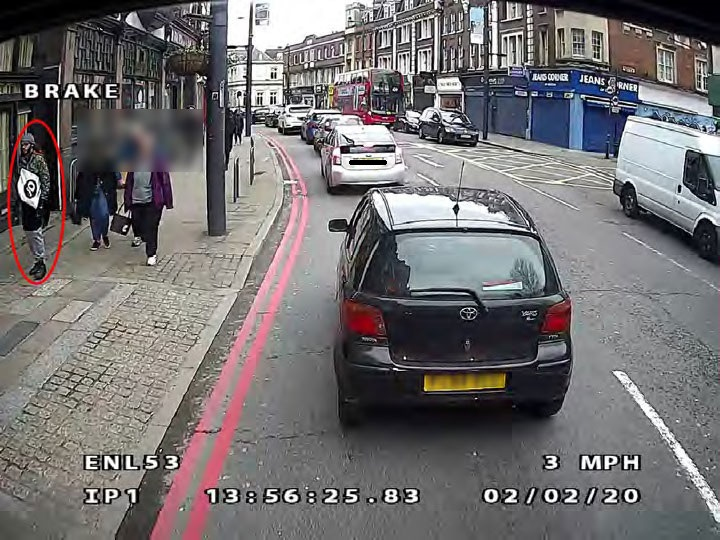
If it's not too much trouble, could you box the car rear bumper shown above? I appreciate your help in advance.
[330,164,407,187]
[446,132,479,144]
[283,122,302,131]
[335,342,572,406]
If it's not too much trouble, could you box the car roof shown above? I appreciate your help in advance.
[368,186,536,233]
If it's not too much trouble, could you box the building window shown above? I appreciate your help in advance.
[557,28,566,57]
[0,110,9,194]
[537,28,548,65]
[450,12,456,33]
[571,28,585,57]
[443,47,448,72]
[399,24,411,44]
[538,6,547,14]
[657,47,676,84]
[255,92,264,106]
[501,32,524,67]
[443,15,449,35]
[505,3,522,20]
[270,66,278,79]
[450,48,457,71]
[458,11,464,32]
[269,91,278,105]
[591,31,603,61]
[695,58,708,91]
[420,19,431,40]
[17,36,34,68]
[418,48,432,72]
[0,40,14,71]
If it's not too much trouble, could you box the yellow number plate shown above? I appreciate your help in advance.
[423,373,506,392]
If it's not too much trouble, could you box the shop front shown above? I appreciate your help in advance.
[636,81,717,132]
[436,76,463,110]
[121,40,164,110]
[528,69,639,152]
[462,72,529,139]
[411,72,436,112]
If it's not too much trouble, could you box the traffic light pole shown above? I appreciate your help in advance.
[245,0,254,137]
[482,2,490,140]
[206,0,228,236]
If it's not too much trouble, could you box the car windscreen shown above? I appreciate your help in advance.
[440,111,473,126]
[361,232,559,299]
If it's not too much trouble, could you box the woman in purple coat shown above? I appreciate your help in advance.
[123,141,174,267]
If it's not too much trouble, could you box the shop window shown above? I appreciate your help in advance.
[17,109,30,136]
[0,110,9,194]
[17,35,34,68]
[0,40,14,71]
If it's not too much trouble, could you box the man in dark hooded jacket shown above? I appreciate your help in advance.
[224,107,236,169]
[11,132,51,280]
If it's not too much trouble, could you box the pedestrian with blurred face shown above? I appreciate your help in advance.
[75,163,121,251]
[124,131,174,266]
[11,132,51,280]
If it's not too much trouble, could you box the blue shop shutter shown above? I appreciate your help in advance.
[582,102,631,153]
[530,97,570,148]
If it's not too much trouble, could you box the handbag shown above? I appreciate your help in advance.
[110,204,131,236]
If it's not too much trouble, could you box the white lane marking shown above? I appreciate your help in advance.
[514,180,580,211]
[613,370,720,525]
[503,162,554,172]
[622,232,720,293]
[410,154,445,168]
[416,172,439,186]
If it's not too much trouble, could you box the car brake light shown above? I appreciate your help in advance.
[395,148,403,164]
[342,300,386,338]
[541,299,572,334]
[332,148,342,165]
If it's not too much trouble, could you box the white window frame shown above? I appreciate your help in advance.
[557,28,566,58]
[458,11,464,32]
[269,91,278,105]
[571,28,585,57]
[657,46,676,84]
[501,32,524,68]
[255,91,264,106]
[418,48,432,72]
[591,31,603,61]
[695,57,708,92]
[270,66,278,80]
[538,28,548,65]
[504,3,522,21]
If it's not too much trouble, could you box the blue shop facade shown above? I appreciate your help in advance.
[526,68,640,153]
[461,71,530,139]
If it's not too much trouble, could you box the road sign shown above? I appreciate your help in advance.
[507,66,525,78]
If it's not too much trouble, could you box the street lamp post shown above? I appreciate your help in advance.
[206,0,228,236]
[482,1,490,140]
[244,0,255,137]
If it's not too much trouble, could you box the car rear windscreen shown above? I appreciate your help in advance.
[361,232,559,299]
[338,132,395,153]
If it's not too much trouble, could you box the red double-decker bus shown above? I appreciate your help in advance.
[332,68,404,126]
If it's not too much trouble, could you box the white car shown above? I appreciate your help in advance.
[320,124,407,194]
[278,104,312,135]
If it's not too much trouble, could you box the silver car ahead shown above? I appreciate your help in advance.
[320,125,407,194]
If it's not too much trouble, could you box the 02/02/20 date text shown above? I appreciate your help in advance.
[204,487,420,505]
[482,487,641,506]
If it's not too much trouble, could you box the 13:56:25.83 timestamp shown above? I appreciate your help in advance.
[205,487,420,505]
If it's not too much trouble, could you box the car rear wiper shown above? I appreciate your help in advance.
[408,288,486,307]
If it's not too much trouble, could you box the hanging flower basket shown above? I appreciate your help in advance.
[167,50,209,76]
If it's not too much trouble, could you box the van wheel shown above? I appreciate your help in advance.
[694,222,719,262]
[621,186,640,218]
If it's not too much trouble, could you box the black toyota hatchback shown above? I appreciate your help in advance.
[328,186,572,427]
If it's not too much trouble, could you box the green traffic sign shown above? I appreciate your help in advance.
[708,74,720,106]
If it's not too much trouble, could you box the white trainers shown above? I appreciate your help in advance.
[147,255,157,266]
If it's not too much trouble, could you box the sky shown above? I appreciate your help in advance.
[227,0,348,50]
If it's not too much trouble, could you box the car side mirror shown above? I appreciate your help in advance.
[328,218,349,232]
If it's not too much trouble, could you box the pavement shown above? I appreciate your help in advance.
[0,135,285,538]
[4,124,720,539]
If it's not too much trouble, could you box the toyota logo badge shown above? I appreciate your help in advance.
[459,307,479,321]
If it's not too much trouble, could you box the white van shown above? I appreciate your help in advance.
[614,116,720,261]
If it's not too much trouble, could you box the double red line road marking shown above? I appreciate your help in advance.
[151,137,309,540]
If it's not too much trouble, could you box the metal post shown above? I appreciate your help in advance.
[245,0,254,137]
[206,0,228,236]
[482,2,490,140]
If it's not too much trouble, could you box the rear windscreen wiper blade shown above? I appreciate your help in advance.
[408,288,485,307]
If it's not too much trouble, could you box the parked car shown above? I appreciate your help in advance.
[327,186,572,427]
[320,124,406,194]
[392,110,421,133]
[418,107,479,146]
[264,106,282,127]
[614,116,720,261]
[252,107,270,124]
[314,115,364,153]
[278,104,312,134]
[301,109,341,143]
